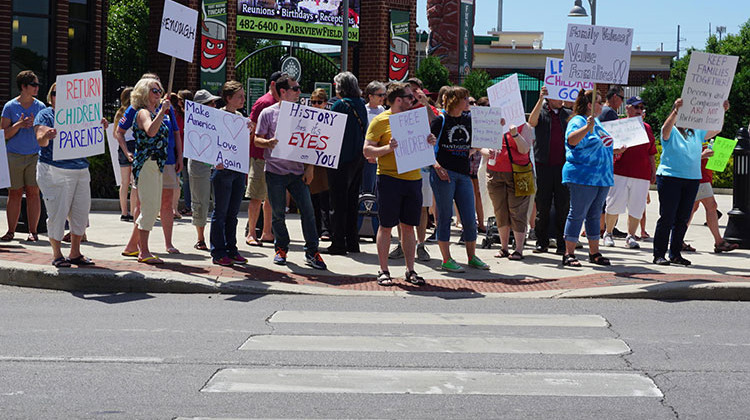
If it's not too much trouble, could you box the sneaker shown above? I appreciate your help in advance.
[603,232,615,247]
[527,228,537,241]
[468,255,490,270]
[388,244,403,259]
[273,249,287,265]
[305,252,327,270]
[212,256,234,266]
[426,231,437,242]
[625,235,640,249]
[612,227,627,239]
[416,243,430,261]
[120,214,133,222]
[230,253,248,264]
[441,258,465,273]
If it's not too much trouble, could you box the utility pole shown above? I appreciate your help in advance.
[342,0,349,72]
[497,0,503,31]
[716,26,727,41]
[676,25,685,59]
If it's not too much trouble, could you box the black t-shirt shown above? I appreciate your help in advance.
[430,113,472,175]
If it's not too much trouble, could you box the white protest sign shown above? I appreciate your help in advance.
[544,57,595,101]
[677,51,738,131]
[183,100,251,173]
[562,23,633,85]
[158,0,199,63]
[470,107,504,149]
[105,125,122,187]
[600,116,650,149]
[272,101,347,169]
[53,70,105,161]
[486,74,526,133]
[0,131,10,190]
[389,107,435,174]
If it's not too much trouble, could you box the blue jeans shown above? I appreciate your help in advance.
[209,169,245,259]
[265,171,318,254]
[564,183,609,243]
[430,168,477,243]
[654,175,700,259]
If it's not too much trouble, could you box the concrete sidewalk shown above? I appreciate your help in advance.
[0,192,748,300]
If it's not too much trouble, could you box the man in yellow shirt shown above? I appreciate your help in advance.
[363,82,436,286]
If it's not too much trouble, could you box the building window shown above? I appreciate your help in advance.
[11,0,52,97]
[68,0,92,74]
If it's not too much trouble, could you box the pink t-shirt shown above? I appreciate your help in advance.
[249,92,277,159]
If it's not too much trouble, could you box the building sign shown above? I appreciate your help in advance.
[237,0,360,42]
[388,9,410,82]
[458,0,474,79]
[200,0,228,94]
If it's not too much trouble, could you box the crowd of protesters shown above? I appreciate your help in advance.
[0,68,742,284]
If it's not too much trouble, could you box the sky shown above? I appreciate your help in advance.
[415,0,749,56]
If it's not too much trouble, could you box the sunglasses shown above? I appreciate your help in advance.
[309,100,325,105]
[289,85,301,92]
[617,94,625,100]
[469,101,476,105]
[633,105,645,110]
[28,82,40,87]
[51,91,56,97]
[151,88,163,95]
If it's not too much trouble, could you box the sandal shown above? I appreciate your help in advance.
[26,233,39,242]
[494,249,510,258]
[0,232,14,241]
[194,240,208,251]
[377,270,394,286]
[405,270,425,285]
[68,255,95,266]
[682,242,696,252]
[52,257,71,268]
[714,240,739,253]
[138,256,164,265]
[121,250,139,257]
[246,238,262,247]
[562,254,582,267]
[589,252,611,266]
[509,251,524,261]
[166,247,181,254]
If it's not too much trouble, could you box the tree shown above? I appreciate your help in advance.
[461,69,492,99]
[106,0,149,88]
[415,56,451,93]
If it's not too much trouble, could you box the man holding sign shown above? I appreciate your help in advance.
[363,82,436,286]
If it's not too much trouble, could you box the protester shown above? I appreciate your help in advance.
[653,98,730,266]
[362,81,386,193]
[561,89,621,267]
[326,72,368,255]
[1,70,46,242]
[175,89,194,217]
[528,86,570,254]
[254,75,327,270]
[307,88,332,240]
[602,96,656,249]
[187,89,220,251]
[114,87,137,222]
[33,83,106,266]
[364,82,436,285]
[599,85,624,122]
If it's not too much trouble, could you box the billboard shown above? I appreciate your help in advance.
[237,0,360,42]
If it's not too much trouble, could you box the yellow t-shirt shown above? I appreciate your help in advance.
[365,110,421,181]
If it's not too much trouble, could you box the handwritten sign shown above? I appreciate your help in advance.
[562,23,633,85]
[470,107,504,149]
[158,0,199,63]
[53,70,105,161]
[705,136,738,172]
[677,52,738,131]
[600,116,650,149]
[389,107,434,174]
[0,131,10,189]
[273,101,347,169]
[105,125,122,187]
[486,74,526,132]
[544,57,595,101]
[183,100,250,173]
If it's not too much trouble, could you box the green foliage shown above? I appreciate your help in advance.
[236,38,281,61]
[461,69,492,99]
[415,56,451,93]
[106,0,149,86]
[640,18,750,188]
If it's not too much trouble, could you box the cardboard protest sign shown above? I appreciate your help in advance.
[183,100,250,173]
[677,52,738,131]
[272,101,347,169]
[388,107,435,174]
[600,116,650,149]
[53,70,105,161]
[705,136,738,172]
[105,125,122,187]
[470,107,504,149]
[158,0,199,63]
[486,74,526,132]
[0,132,10,190]
[544,57,595,101]
[562,23,633,85]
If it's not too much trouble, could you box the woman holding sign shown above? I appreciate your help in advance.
[653,98,730,266]
[429,86,490,273]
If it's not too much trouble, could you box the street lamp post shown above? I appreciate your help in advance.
[568,0,596,25]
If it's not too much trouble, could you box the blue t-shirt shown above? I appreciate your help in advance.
[562,115,614,187]
[118,105,178,164]
[656,127,705,180]
[33,107,89,170]
[2,97,46,155]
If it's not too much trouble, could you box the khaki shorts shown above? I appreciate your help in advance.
[244,157,267,200]
[8,152,38,189]
[162,164,179,189]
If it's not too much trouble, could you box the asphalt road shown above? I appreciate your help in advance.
[1,285,748,419]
